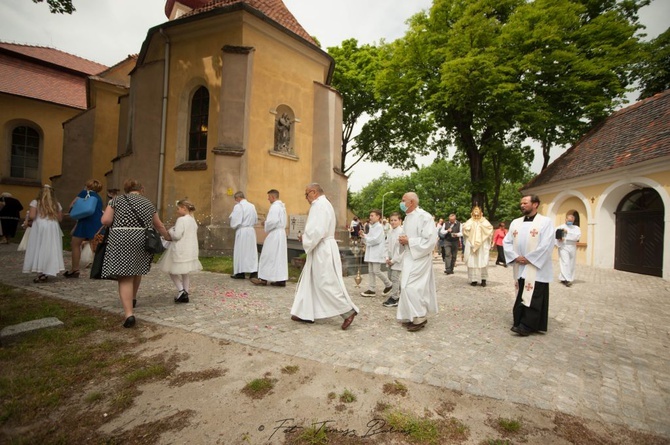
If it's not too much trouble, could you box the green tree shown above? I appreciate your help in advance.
[504,0,646,170]
[32,0,75,14]
[329,39,435,174]
[373,0,646,212]
[636,27,670,100]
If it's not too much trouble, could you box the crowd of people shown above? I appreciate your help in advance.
[3,178,580,336]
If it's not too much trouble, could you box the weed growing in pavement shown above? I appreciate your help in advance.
[497,417,522,432]
[242,377,276,399]
[382,380,408,396]
[281,365,300,375]
[339,389,357,403]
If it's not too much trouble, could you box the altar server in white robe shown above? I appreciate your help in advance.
[503,194,555,336]
[229,191,258,279]
[555,214,581,287]
[251,189,288,286]
[397,192,438,332]
[290,183,358,330]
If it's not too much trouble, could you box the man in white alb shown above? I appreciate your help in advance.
[229,191,258,279]
[290,183,358,330]
[555,214,581,287]
[252,189,288,287]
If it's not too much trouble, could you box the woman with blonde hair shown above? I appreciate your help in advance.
[22,184,65,282]
[64,179,104,278]
[101,179,171,328]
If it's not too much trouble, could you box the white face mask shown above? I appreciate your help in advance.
[566,221,573,226]
[399,202,407,212]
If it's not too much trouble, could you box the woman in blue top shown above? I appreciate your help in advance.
[64,179,104,278]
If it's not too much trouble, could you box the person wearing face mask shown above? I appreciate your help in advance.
[555,214,581,287]
[396,192,438,332]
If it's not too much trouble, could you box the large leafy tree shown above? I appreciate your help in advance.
[373,0,646,210]
[329,39,434,174]
[32,0,75,14]
[504,0,646,170]
[636,27,670,100]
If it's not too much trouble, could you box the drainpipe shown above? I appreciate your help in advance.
[157,28,170,219]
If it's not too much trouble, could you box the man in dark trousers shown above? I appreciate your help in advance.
[440,213,461,274]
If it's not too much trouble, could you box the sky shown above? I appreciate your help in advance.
[1,0,668,191]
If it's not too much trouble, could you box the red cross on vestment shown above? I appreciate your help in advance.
[525,282,534,291]
[513,230,518,237]
[530,228,539,237]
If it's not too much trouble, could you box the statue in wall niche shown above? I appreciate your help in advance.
[274,113,292,153]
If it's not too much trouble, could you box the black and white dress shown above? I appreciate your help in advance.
[102,193,156,278]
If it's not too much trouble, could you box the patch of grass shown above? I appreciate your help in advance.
[497,417,522,433]
[199,255,302,280]
[339,388,356,403]
[383,410,469,445]
[241,377,276,399]
[126,363,170,384]
[382,380,408,396]
[169,368,226,387]
[199,256,234,274]
[294,424,329,445]
[281,365,300,375]
[84,392,104,404]
[481,440,512,445]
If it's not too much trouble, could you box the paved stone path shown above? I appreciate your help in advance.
[1,243,669,437]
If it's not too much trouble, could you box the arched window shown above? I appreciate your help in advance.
[273,105,295,154]
[188,87,209,161]
[11,126,40,179]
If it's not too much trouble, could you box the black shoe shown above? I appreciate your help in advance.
[123,316,136,328]
[230,273,246,279]
[175,291,189,303]
[382,297,398,307]
[445,271,454,275]
[382,285,393,296]
[470,282,478,286]
[511,325,531,336]
[249,272,258,279]
[270,281,286,287]
[481,280,487,287]
[407,320,427,332]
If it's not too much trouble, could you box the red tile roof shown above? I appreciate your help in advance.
[0,52,88,109]
[524,90,670,189]
[179,0,317,46]
[0,42,107,75]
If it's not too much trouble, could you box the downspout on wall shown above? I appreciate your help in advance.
[157,28,170,219]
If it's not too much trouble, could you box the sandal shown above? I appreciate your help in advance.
[63,270,80,278]
[33,274,48,283]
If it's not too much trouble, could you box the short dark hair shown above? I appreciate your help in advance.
[528,194,540,205]
[369,209,382,218]
[389,211,402,220]
[267,189,279,198]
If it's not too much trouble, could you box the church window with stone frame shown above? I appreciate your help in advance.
[10,125,40,179]
[188,86,209,161]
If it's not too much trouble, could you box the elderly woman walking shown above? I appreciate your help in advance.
[101,179,171,328]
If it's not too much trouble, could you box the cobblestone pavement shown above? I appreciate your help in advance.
[2,243,669,437]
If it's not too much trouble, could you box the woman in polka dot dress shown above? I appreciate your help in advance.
[101,179,171,328]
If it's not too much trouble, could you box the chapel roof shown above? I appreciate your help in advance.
[0,42,108,109]
[524,89,670,189]
[174,0,317,46]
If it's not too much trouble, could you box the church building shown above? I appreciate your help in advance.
[2,0,348,251]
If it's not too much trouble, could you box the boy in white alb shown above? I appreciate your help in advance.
[360,209,393,297]
[383,212,404,307]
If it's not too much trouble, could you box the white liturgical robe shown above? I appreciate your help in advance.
[229,199,258,274]
[258,200,288,282]
[503,214,554,283]
[555,223,581,282]
[397,207,438,321]
[291,195,358,321]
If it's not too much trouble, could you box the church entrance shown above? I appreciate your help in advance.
[614,188,664,277]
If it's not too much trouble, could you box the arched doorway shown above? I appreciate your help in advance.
[614,188,664,277]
